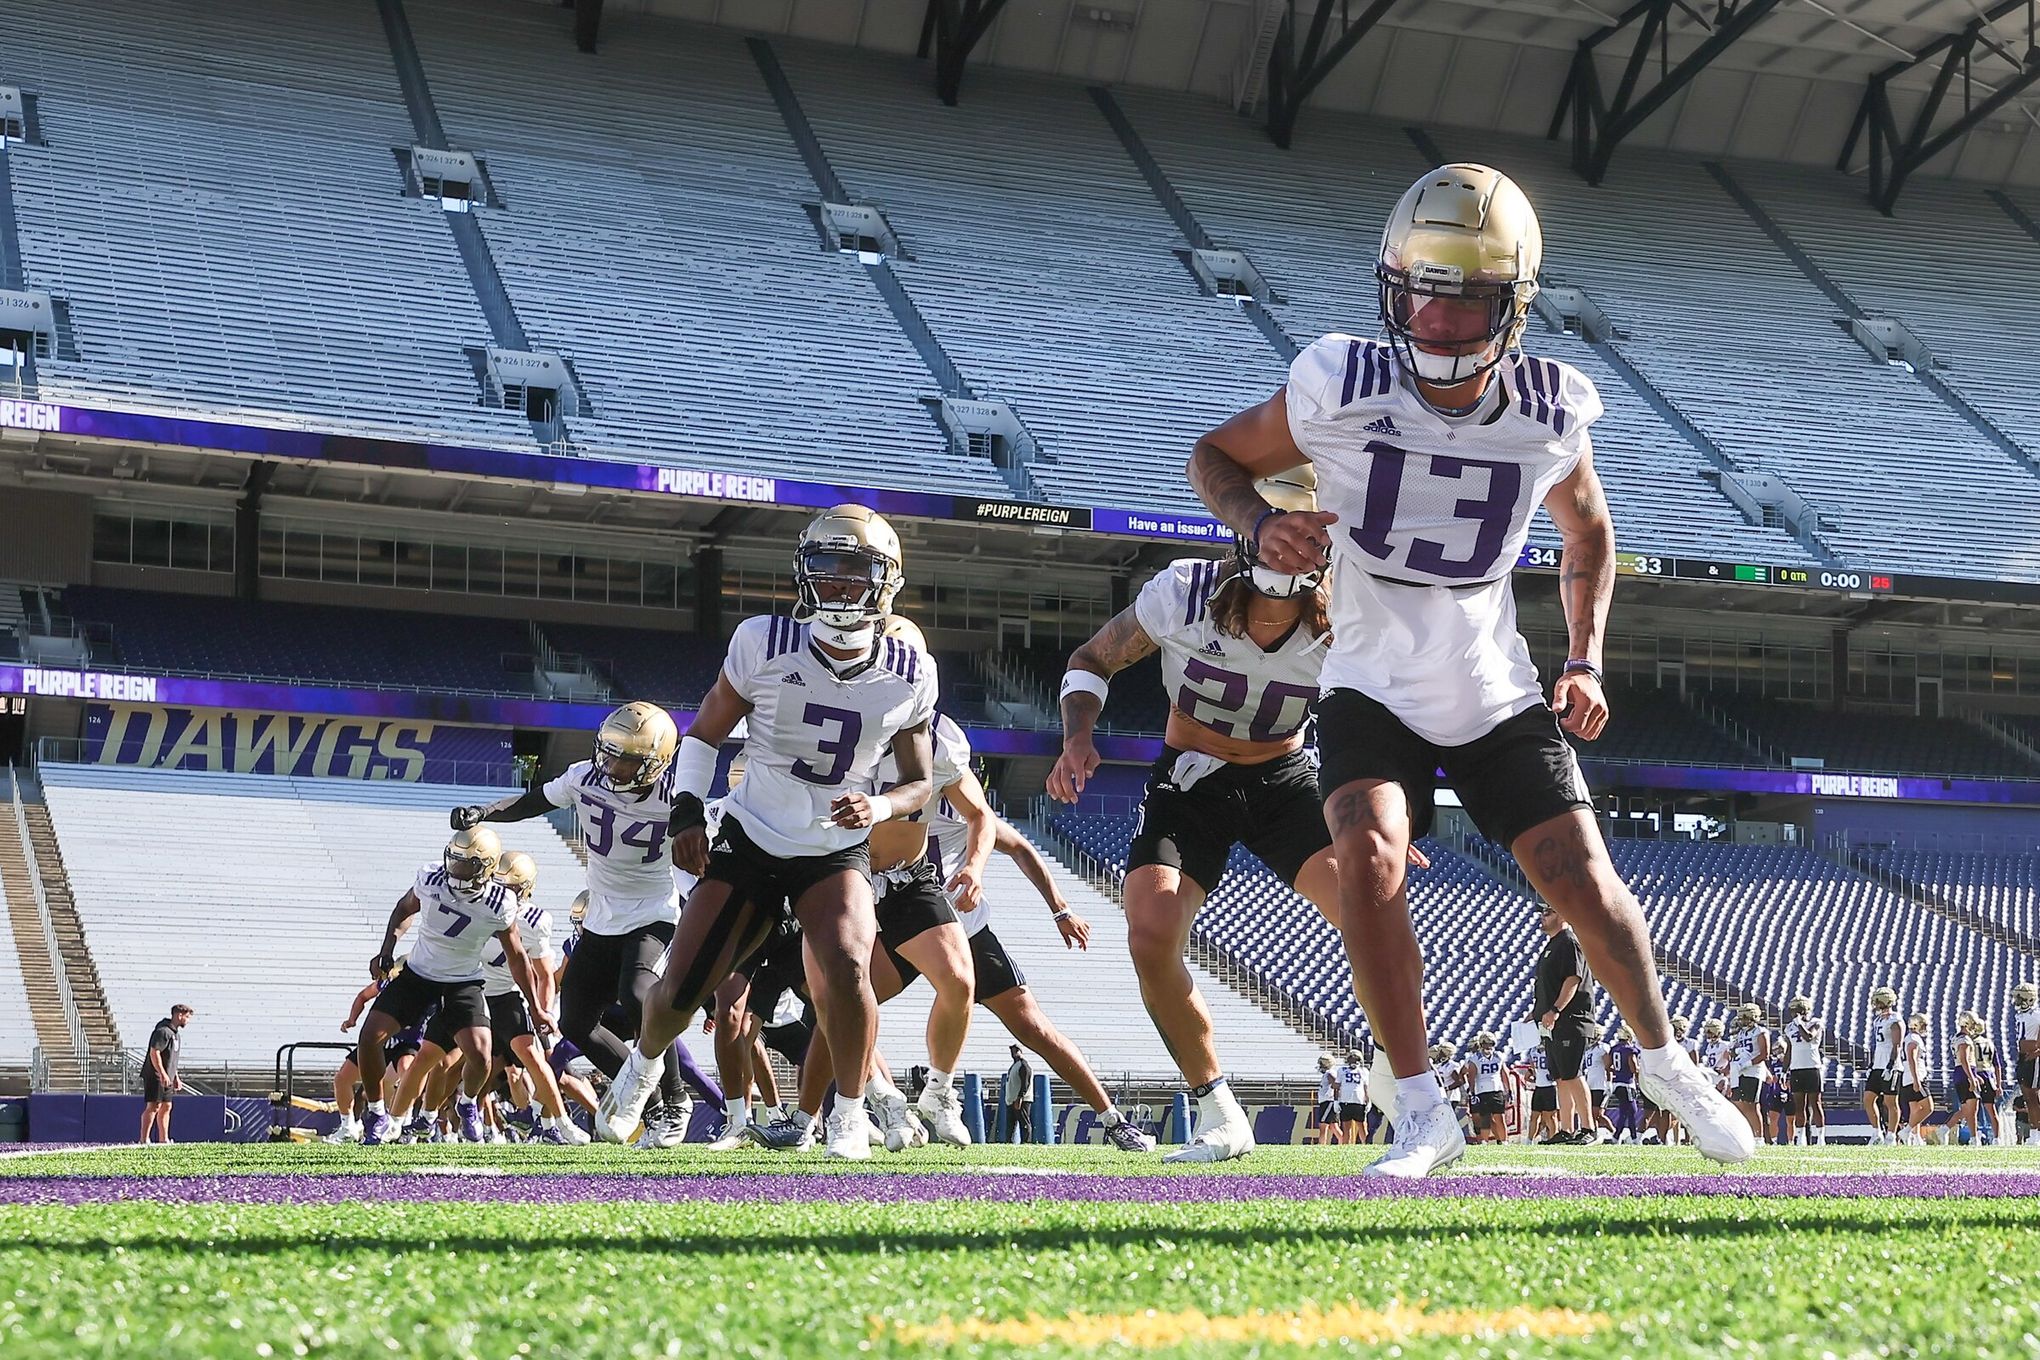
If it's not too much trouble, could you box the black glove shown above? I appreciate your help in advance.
[668,793,707,838]
[450,805,484,831]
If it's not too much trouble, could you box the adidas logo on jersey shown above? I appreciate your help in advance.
[1201,640,1225,656]
[780,672,807,686]
[1361,415,1402,436]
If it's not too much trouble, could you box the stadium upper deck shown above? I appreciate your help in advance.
[2,0,2040,583]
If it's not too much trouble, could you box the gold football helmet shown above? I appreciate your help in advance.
[1240,465,1324,598]
[1870,985,1898,1011]
[2013,981,2037,1008]
[569,890,589,929]
[794,503,904,634]
[444,825,503,897]
[1378,164,1541,387]
[594,701,678,790]
[495,850,537,903]
[882,613,928,650]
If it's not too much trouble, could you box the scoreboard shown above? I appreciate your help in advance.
[1518,546,1924,598]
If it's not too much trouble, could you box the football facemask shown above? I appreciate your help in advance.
[795,545,892,629]
[1378,268,1519,386]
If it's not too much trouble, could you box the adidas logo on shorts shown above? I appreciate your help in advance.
[1361,415,1402,436]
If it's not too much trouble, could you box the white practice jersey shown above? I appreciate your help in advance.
[1530,1047,1552,1088]
[1316,1071,1337,1104]
[1785,1018,1823,1070]
[1902,1032,1930,1084]
[2015,1002,2040,1052]
[1872,1014,1902,1072]
[1434,1060,1464,1103]
[1730,1028,1769,1081]
[1469,1051,1505,1094]
[542,760,681,933]
[1583,1041,1609,1091]
[404,863,519,985]
[1336,1063,1366,1105]
[1131,559,1328,743]
[721,616,938,859]
[480,901,557,998]
[893,718,989,935]
[1700,1039,1728,1084]
[1287,337,1602,745]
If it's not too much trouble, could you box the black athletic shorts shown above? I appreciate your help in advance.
[2017,1057,2040,1090]
[1866,1070,1894,1096]
[142,1067,171,1103]
[1544,1034,1586,1081]
[875,860,961,974]
[487,990,535,1043]
[1587,1086,1606,1108]
[738,916,807,1007]
[762,1004,815,1066]
[1790,1068,1822,1095]
[375,966,488,1038]
[1736,1075,1762,1104]
[1978,1075,2000,1104]
[1128,745,1328,893]
[1530,1086,1557,1113]
[1314,1100,1339,1125]
[711,815,871,926]
[1338,1101,1366,1123]
[1316,689,1592,845]
[1898,1084,1928,1106]
[967,925,1026,1002]
[1473,1090,1507,1116]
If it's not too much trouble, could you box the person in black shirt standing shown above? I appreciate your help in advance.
[140,1005,192,1144]
[1532,905,1597,1144]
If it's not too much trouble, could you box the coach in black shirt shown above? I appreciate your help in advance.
[140,1005,191,1144]
[1533,905,1597,1141]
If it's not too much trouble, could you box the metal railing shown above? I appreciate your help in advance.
[8,765,83,1057]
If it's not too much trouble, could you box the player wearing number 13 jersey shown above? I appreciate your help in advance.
[1049,466,1352,1164]
[599,505,940,1161]
[1190,162,1751,1179]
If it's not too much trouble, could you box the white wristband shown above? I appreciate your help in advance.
[672,734,718,799]
[867,794,896,824]
[1059,669,1109,705]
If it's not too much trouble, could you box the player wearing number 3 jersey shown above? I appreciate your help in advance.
[1189,163,1751,1179]
[1050,465,1394,1163]
[452,700,698,1146]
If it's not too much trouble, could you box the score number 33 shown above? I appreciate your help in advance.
[1348,441,1524,581]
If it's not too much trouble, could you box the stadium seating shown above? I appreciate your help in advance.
[1574,682,1757,767]
[1697,691,2040,778]
[875,837,1324,1082]
[38,763,587,1066]
[772,44,1284,515]
[1860,849,2040,946]
[5,0,535,449]
[537,624,725,711]
[1109,89,1818,566]
[65,587,540,697]
[401,0,1008,496]
[0,910,39,1068]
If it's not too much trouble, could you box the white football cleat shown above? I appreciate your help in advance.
[1162,1118,1254,1164]
[916,1084,972,1147]
[1363,1100,1466,1180]
[555,1118,592,1146]
[824,1103,873,1161]
[873,1092,926,1152]
[595,1047,666,1145]
[1639,1053,1755,1165]
[634,1094,693,1151]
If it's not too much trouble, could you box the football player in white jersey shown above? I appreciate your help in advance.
[357,827,546,1145]
[1186,162,1750,1176]
[1725,1003,1772,1137]
[1865,985,1903,1145]
[600,505,940,1161]
[1783,996,1825,1145]
[2014,981,2040,1146]
[481,852,587,1145]
[1050,467,1401,1163]
[1460,1032,1507,1144]
[454,702,699,1147]
[1898,1013,1936,1144]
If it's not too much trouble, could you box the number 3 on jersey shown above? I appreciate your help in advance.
[1349,441,1523,581]
[791,703,863,785]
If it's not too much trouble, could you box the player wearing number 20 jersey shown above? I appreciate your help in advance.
[1189,163,1752,1178]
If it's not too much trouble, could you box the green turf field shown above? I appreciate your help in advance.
[3,1143,2037,1359]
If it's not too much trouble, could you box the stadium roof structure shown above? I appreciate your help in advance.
[637,0,2040,196]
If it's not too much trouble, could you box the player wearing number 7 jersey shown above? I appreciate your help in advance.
[1187,162,1751,1179]
[1048,466,1405,1163]
[451,700,698,1146]
[599,504,940,1162]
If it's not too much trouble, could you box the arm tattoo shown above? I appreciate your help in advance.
[1189,439,1273,537]
[1558,465,1614,665]
[1063,606,1157,739]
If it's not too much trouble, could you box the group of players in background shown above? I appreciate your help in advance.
[319,162,2040,1173]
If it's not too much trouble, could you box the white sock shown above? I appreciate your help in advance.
[1099,1107,1124,1128]
[927,1067,955,1095]
[791,1109,817,1134]
[1638,1043,1679,1076]
[1396,1073,1445,1115]
[1194,1080,1247,1129]
[832,1090,864,1122]
[727,1100,752,1131]
[866,1070,904,1102]
[366,1100,385,1117]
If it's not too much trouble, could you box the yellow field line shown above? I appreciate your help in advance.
[881,1299,1611,1348]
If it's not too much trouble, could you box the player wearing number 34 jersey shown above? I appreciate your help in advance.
[1190,162,1751,1179]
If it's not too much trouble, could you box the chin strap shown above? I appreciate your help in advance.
[809,619,875,655]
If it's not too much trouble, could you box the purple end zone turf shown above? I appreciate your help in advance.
[3,1170,2039,1206]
